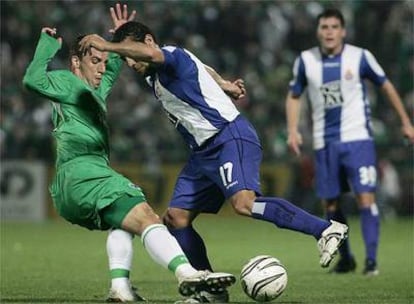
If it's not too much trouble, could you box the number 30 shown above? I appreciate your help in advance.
[359,166,377,186]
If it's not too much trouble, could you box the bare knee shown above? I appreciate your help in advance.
[121,202,161,236]
[163,208,192,229]
[229,190,256,216]
[356,193,375,209]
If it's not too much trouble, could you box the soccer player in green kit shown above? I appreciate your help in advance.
[22,4,235,303]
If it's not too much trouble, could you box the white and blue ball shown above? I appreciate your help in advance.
[240,255,288,302]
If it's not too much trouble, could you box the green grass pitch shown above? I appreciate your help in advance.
[1,215,413,304]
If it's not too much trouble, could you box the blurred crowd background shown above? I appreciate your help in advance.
[1,0,413,214]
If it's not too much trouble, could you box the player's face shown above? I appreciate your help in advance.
[317,17,346,55]
[77,48,108,89]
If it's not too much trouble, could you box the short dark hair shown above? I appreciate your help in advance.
[317,8,345,27]
[69,35,86,59]
[112,21,156,43]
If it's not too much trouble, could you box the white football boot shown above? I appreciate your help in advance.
[318,220,349,267]
[178,270,235,297]
[107,285,146,302]
[174,290,229,303]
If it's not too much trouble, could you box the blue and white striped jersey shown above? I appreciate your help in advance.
[289,44,387,149]
[147,45,240,149]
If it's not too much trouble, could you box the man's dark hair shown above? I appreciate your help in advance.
[112,21,156,43]
[69,35,86,59]
[317,8,345,27]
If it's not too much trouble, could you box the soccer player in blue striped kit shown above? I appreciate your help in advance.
[80,20,348,303]
[285,8,414,276]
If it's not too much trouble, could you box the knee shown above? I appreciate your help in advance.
[121,202,161,235]
[163,208,191,229]
[139,203,162,224]
[108,229,134,241]
[356,193,375,209]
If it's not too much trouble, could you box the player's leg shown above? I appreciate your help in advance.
[228,190,347,267]
[165,208,232,303]
[343,140,380,276]
[164,156,232,303]
[164,159,226,272]
[356,192,380,275]
[102,194,235,297]
[215,139,330,237]
[323,199,356,273]
[164,208,213,271]
[320,156,356,273]
[213,139,347,267]
[50,162,146,301]
[106,228,146,302]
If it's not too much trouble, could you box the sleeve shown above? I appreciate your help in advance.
[159,46,193,79]
[161,46,178,70]
[289,55,307,97]
[360,49,387,86]
[22,32,72,102]
[96,52,123,100]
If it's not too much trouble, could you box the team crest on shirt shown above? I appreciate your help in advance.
[345,69,353,80]
[320,80,344,109]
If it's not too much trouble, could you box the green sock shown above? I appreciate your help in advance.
[110,268,130,279]
[168,255,189,272]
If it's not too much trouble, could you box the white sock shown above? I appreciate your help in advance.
[107,229,134,288]
[141,224,197,279]
[111,277,130,290]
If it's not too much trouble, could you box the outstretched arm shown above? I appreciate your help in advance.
[381,80,414,143]
[204,65,246,100]
[79,34,164,65]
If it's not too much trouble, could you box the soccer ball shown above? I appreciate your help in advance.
[240,255,288,302]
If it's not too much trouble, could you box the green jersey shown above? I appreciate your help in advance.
[23,32,122,166]
[23,33,145,230]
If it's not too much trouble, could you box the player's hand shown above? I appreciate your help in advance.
[402,123,414,144]
[109,3,136,34]
[287,131,303,156]
[79,34,109,55]
[222,79,246,100]
[41,27,62,45]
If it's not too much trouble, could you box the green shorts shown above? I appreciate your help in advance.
[49,155,146,230]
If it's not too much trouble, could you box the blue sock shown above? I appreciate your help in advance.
[326,208,353,260]
[252,197,330,239]
[360,204,380,262]
[168,226,213,271]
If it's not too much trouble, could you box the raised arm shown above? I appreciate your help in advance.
[98,3,136,99]
[109,3,136,34]
[22,27,70,101]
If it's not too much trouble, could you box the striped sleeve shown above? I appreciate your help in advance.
[360,49,387,86]
[289,55,307,97]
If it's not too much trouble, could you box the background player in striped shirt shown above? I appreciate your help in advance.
[79,20,349,303]
[285,8,414,276]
